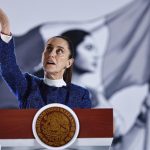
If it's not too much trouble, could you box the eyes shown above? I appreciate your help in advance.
[46,45,64,56]
[84,44,94,50]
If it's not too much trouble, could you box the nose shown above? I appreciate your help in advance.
[91,48,98,57]
[92,49,99,61]
[49,50,56,57]
[92,55,98,62]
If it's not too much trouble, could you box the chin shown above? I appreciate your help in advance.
[43,68,55,73]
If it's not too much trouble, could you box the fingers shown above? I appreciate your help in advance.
[0,8,11,35]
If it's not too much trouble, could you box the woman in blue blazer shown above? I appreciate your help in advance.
[0,8,91,109]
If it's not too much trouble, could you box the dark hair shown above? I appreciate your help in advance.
[52,29,90,84]
[52,36,74,84]
[61,29,90,58]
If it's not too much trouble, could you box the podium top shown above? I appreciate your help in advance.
[0,108,113,139]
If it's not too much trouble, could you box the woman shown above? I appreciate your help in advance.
[60,30,98,84]
[61,29,99,107]
[34,29,99,106]
[0,8,91,109]
[34,29,98,78]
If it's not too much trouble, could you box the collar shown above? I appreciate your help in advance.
[43,77,66,87]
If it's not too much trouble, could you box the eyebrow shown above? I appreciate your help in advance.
[47,44,64,50]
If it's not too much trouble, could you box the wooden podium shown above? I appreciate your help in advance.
[0,109,113,150]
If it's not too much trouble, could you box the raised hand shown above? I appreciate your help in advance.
[0,8,11,35]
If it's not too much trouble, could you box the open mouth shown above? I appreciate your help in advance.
[47,61,56,65]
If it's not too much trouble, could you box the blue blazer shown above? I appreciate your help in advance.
[0,37,91,109]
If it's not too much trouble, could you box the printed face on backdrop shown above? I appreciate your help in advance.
[42,37,73,75]
[74,35,98,72]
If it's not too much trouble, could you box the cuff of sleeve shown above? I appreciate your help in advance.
[0,32,12,43]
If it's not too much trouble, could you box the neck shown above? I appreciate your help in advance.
[44,71,64,80]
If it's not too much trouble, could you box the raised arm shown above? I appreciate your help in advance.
[0,8,11,35]
[0,8,28,101]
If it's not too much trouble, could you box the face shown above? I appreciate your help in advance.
[75,35,98,72]
[42,37,73,77]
